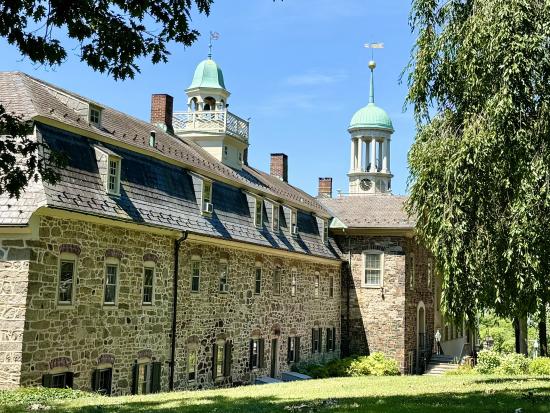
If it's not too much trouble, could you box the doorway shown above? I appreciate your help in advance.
[270,339,278,378]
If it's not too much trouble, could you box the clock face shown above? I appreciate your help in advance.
[360,178,372,191]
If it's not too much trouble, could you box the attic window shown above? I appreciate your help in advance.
[322,219,329,244]
[290,209,298,236]
[272,203,280,232]
[89,106,102,127]
[107,157,121,195]
[149,131,156,147]
[254,198,263,228]
[202,180,213,214]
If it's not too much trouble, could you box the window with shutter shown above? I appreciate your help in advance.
[151,362,162,393]
[224,341,232,377]
[318,328,323,353]
[295,337,301,362]
[259,338,265,368]
[93,368,112,395]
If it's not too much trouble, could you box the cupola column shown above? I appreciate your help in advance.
[387,138,391,172]
[382,139,388,172]
[365,138,370,171]
[357,137,363,171]
[370,139,376,173]
[350,139,356,171]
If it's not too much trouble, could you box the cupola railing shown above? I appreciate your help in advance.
[172,110,249,142]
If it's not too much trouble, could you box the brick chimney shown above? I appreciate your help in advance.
[270,153,288,182]
[318,177,333,198]
[150,94,174,134]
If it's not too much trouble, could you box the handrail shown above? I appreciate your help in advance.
[172,110,249,142]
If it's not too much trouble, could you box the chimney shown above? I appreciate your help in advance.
[270,153,288,182]
[150,94,174,134]
[318,177,333,198]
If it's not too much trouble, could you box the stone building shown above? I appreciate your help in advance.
[0,52,469,394]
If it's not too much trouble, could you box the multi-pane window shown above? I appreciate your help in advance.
[273,268,281,295]
[272,204,280,232]
[93,368,112,395]
[364,252,382,286]
[213,341,231,379]
[191,260,201,292]
[409,253,415,289]
[290,210,298,236]
[219,261,229,293]
[255,198,263,227]
[254,266,262,294]
[188,350,197,381]
[138,363,150,394]
[249,338,264,369]
[89,106,101,126]
[326,327,336,352]
[314,273,320,297]
[142,266,154,304]
[107,157,121,195]
[43,372,73,389]
[329,275,334,298]
[311,328,322,353]
[291,269,297,297]
[104,263,118,304]
[202,180,213,213]
[287,336,300,363]
[58,258,75,304]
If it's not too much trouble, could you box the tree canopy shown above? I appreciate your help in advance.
[0,0,213,198]
[406,0,550,324]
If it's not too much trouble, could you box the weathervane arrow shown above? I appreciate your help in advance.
[208,31,221,59]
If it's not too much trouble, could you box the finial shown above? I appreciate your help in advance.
[208,31,220,59]
[364,43,384,104]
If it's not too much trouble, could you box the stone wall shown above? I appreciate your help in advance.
[3,215,340,393]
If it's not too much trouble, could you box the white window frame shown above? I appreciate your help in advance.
[290,209,298,236]
[57,253,77,306]
[290,268,297,297]
[254,198,263,228]
[362,250,384,288]
[272,203,280,232]
[219,259,229,293]
[191,257,201,293]
[107,156,121,196]
[142,262,155,305]
[288,336,298,362]
[89,105,102,127]
[215,340,225,379]
[314,272,320,298]
[273,268,282,295]
[254,263,262,295]
[103,257,120,306]
[137,362,151,395]
[202,179,213,214]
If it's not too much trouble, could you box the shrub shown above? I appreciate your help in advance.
[0,387,88,408]
[529,357,550,375]
[497,353,529,375]
[445,363,475,376]
[475,350,502,374]
[347,352,400,377]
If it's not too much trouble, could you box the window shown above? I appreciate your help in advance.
[104,262,118,305]
[290,209,298,236]
[291,268,297,297]
[249,338,265,370]
[363,252,383,287]
[311,328,322,353]
[92,368,112,395]
[254,266,262,295]
[58,257,76,304]
[326,327,336,352]
[89,106,101,126]
[142,265,154,305]
[255,198,263,227]
[272,204,280,232]
[42,372,73,389]
[427,258,433,289]
[132,361,161,395]
[287,336,300,363]
[202,180,213,213]
[191,259,201,292]
[273,268,281,295]
[224,146,228,156]
[107,157,121,195]
[219,261,229,293]
[138,363,150,394]
[215,344,224,378]
[314,272,320,298]
[188,350,197,381]
[322,219,329,244]
[329,275,334,298]
[213,341,232,379]
[409,253,415,289]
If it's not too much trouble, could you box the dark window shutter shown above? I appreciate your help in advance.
[296,337,301,362]
[66,372,74,389]
[333,328,337,351]
[91,370,99,392]
[326,328,330,352]
[318,328,323,353]
[42,374,53,388]
[151,362,161,393]
[212,343,218,380]
[224,341,232,377]
[287,337,292,361]
[131,363,139,395]
[249,339,254,371]
[311,329,315,353]
[259,339,265,368]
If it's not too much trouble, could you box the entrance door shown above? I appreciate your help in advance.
[270,339,278,378]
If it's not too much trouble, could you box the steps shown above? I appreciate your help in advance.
[424,355,458,376]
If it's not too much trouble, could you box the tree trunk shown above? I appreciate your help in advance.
[519,316,528,356]
[514,317,520,353]
[540,303,548,357]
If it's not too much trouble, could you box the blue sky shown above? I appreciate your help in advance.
[0,0,416,196]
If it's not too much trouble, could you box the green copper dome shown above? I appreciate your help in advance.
[188,59,227,90]
[349,103,394,131]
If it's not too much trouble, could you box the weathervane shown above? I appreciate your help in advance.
[208,31,220,59]
[364,42,384,103]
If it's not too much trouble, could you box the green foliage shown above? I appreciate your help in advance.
[445,363,475,376]
[293,357,355,379]
[498,353,530,375]
[475,350,502,374]
[0,387,88,409]
[406,0,550,321]
[529,357,550,375]
[347,353,400,377]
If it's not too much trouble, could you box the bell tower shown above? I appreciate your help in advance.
[347,58,394,194]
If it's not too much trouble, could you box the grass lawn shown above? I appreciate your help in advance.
[2,375,550,413]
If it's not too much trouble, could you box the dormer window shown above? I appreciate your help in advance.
[202,180,213,214]
[290,209,298,236]
[272,203,280,232]
[107,157,121,195]
[322,219,329,244]
[149,131,156,147]
[254,198,263,228]
[89,105,102,127]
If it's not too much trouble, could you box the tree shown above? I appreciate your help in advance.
[0,0,213,198]
[405,0,550,353]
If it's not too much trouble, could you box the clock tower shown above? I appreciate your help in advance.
[347,59,394,194]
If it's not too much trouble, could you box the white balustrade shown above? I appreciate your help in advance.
[172,110,249,142]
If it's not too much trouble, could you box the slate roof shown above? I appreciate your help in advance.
[319,195,414,229]
[0,72,340,260]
